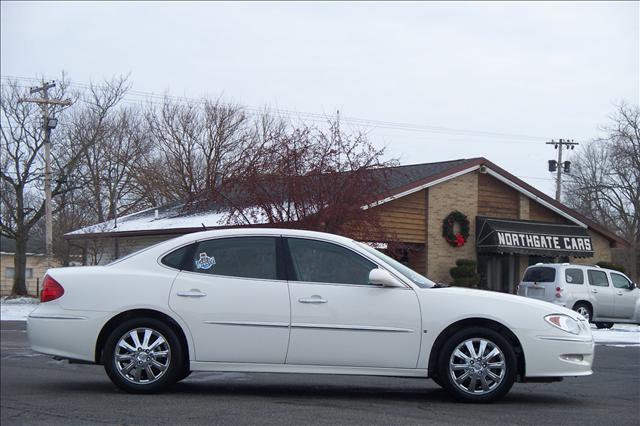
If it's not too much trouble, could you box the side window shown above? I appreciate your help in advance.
[611,273,631,289]
[161,244,194,270]
[189,237,277,280]
[565,268,584,285]
[587,270,609,287]
[287,238,376,285]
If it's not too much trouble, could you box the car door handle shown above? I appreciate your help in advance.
[298,296,327,304]
[591,289,598,293]
[177,289,207,298]
[617,291,623,296]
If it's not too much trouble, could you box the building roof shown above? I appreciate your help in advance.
[64,157,627,247]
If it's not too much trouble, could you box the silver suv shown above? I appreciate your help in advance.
[517,263,639,329]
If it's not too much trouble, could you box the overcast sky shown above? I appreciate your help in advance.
[2,1,638,196]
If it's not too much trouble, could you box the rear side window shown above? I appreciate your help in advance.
[565,268,584,285]
[587,270,609,287]
[188,237,277,280]
[611,273,631,289]
[161,244,194,270]
[523,267,556,283]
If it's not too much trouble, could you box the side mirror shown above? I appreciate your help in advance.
[630,282,637,290]
[369,269,405,288]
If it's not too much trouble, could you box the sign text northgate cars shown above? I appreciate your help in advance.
[496,232,593,252]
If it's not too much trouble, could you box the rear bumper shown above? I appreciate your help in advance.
[27,304,108,363]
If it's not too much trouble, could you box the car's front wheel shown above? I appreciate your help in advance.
[103,317,183,393]
[437,327,517,403]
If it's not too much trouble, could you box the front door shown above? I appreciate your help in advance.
[284,237,422,369]
[586,269,615,318]
[609,272,638,319]
[169,236,290,363]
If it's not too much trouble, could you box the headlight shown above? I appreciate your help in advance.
[544,314,581,335]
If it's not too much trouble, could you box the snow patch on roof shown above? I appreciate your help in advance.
[67,207,234,235]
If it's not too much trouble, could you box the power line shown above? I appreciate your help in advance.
[1,75,550,143]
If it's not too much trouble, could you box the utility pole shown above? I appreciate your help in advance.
[18,81,72,264]
[546,139,579,202]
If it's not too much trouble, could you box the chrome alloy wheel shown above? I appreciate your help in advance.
[448,338,506,395]
[575,306,591,322]
[114,328,171,384]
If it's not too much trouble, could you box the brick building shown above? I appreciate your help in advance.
[65,158,630,293]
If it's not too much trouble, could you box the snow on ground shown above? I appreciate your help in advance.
[591,324,640,346]
[1,299,639,346]
[1,297,39,321]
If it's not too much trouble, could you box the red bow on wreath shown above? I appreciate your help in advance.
[454,233,465,247]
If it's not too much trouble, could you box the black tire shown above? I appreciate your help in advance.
[437,327,517,403]
[573,303,593,323]
[176,369,192,382]
[103,317,184,394]
[595,322,614,329]
[431,374,444,388]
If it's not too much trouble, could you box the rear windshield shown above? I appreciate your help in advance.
[523,267,556,283]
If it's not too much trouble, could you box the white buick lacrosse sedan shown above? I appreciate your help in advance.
[28,229,594,402]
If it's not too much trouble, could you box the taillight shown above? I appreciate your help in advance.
[555,286,562,298]
[41,275,64,302]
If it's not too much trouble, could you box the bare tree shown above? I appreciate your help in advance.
[564,102,640,280]
[221,116,398,240]
[0,76,128,295]
[142,97,249,206]
[76,105,150,224]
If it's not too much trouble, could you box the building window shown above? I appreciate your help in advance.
[4,267,33,279]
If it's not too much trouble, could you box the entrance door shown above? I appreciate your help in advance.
[484,255,516,293]
[284,237,422,368]
[169,236,290,363]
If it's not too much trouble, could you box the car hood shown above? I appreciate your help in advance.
[419,286,582,320]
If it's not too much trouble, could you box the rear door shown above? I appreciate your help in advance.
[518,266,557,302]
[586,269,615,318]
[169,236,290,363]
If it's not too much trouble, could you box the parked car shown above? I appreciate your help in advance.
[517,263,640,328]
[29,229,594,403]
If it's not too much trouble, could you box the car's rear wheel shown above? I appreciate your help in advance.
[595,322,614,329]
[574,303,592,323]
[103,317,183,393]
[437,327,516,403]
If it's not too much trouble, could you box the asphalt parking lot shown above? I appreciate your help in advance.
[1,320,638,426]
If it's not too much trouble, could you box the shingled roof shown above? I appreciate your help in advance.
[64,157,626,247]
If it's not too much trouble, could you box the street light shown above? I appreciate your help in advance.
[46,117,58,129]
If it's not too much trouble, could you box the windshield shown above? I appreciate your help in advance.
[357,242,436,288]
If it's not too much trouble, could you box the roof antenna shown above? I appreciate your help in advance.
[201,223,206,229]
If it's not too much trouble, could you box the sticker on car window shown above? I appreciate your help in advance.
[566,275,573,282]
[195,252,216,270]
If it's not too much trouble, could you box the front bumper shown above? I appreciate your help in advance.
[520,331,594,377]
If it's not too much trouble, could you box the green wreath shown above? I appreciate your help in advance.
[442,211,470,247]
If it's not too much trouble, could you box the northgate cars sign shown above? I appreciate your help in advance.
[496,232,592,252]
[476,216,595,257]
